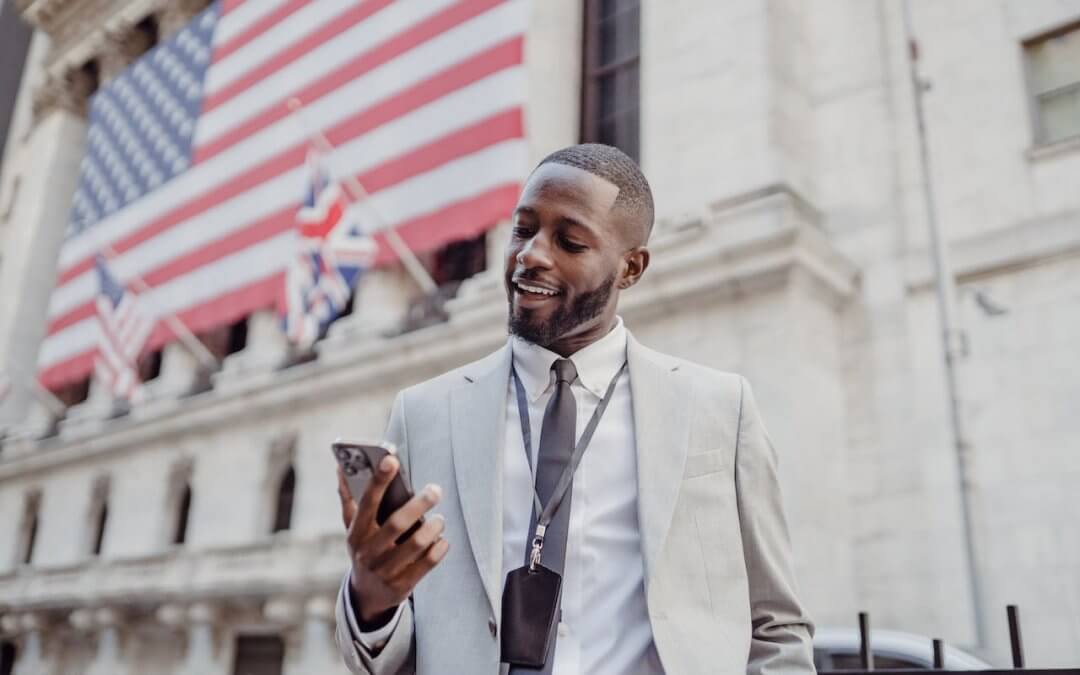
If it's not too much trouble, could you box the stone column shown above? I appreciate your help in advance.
[0,71,90,427]
[11,613,48,675]
[270,596,350,675]
[215,310,291,384]
[85,608,128,675]
[318,266,415,361]
[161,602,227,675]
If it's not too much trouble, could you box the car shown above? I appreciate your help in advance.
[814,626,994,670]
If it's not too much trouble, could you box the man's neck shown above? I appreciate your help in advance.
[538,315,620,357]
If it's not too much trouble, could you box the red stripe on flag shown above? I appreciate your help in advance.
[56,36,522,288]
[195,0,507,163]
[43,182,516,389]
[47,108,522,336]
[211,0,307,64]
[202,0,397,112]
[374,182,519,266]
[219,0,246,17]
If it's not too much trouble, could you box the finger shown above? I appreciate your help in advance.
[367,484,442,559]
[373,514,446,579]
[392,538,450,591]
[348,456,398,550]
[337,467,358,529]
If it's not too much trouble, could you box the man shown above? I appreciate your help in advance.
[334,144,815,674]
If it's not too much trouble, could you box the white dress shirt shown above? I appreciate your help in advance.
[349,318,662,674]
[504,318,661,674]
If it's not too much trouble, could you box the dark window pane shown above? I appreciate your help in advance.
[173,484,192,545]
[232,635,284,675]
[599,6,639,65]
[600,0,637,20]
[91,501,108,556]
[0,642,16,675]
[272,466,295,533]
[22,511,38,565]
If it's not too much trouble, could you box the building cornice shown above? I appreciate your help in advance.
[0,186,860,480]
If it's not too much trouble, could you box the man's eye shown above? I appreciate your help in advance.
[512,226,534,238]
[560,237,586,252]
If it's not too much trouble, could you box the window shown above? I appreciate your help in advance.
[271,465,295,533]
[0,641,15,675]
[87,478,110,557]
[581,0,641,160]
[138,349,163,383]
[17,493,40,566]
[172,482,192,545]
[55,377,91,408]
[1025,21,1080,145]
[231,635,284,675]
[201,316,249,361]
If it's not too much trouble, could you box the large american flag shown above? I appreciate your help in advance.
[39,0,528,389]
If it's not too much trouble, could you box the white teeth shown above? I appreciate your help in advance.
[517,283,558,296]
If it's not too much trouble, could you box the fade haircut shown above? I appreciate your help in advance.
[537,143,654,246]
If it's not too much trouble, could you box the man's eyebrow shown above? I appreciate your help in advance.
[513,206,536,217]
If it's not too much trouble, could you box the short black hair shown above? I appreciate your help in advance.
[537,143,654,246]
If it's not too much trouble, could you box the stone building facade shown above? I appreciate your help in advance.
[0,0,1079,672]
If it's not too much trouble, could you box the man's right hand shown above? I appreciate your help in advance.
[337,455,449,626]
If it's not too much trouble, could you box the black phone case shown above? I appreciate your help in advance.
[500,564,562,668]
[334,442,422,541]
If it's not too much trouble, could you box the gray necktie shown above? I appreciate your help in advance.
[512,358,577,674]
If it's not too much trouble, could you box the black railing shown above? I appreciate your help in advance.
[819,606,1080,674]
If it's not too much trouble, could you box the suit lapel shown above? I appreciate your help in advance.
[449,345,511,618]
[627,334,691,586]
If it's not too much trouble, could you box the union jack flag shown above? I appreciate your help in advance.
[94,257,155,403]
[284,148,378,348]
[38,0,528,390]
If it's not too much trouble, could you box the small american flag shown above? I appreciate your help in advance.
[284,147,377,349]
[39,0,527,389]
[94,257,155,403]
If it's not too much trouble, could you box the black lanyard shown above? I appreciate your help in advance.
[511,360,627,569]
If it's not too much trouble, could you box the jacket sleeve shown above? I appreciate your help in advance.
[734,377,816,674]
[335,392,417,675]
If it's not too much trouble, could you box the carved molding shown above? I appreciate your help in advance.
[31,67,94,119]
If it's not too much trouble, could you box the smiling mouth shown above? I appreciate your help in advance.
[513,280,561,299]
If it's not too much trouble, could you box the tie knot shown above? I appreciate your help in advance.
[553,358,577,385]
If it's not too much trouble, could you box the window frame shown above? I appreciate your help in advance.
[1022,19,1080,147]
[579,0,642,160]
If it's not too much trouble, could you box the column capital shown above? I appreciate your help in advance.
[263,596,303,625]
[31,68,94,120]
[187,601,221,625]
[304,595,336,623]
[69,608,95,631]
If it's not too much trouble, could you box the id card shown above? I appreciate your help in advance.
[499,564,562,668]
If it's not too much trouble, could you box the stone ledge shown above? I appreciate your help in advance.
[0,186,859,479]
[0,533,345,615]
[904,207,1080,292]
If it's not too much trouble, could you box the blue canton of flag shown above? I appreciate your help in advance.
[283,148,378,349]
[68,7,217,235]
[94,257,155,403]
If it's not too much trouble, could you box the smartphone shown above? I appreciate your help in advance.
[332,439,421,537]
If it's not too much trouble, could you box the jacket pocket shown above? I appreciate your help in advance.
[682,451,726,479]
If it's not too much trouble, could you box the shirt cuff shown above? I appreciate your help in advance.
[342,573,405,654]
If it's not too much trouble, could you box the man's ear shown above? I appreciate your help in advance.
[619,247,650,289]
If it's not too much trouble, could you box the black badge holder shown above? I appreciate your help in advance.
[500,563,562,668]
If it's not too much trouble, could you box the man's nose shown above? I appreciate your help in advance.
[516,233,554,269]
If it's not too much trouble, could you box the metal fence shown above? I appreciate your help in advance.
[819,606,1080,674]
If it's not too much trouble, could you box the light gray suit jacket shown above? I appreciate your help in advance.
[336,334,815,674]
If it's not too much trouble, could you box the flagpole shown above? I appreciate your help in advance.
[285,98,439,295]
[97,244,220,371]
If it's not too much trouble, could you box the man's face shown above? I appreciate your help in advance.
[504,163,627,350]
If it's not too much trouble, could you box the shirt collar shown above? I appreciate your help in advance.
[511,317,628,402]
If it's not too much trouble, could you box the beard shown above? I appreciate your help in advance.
[508,273,616,348]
